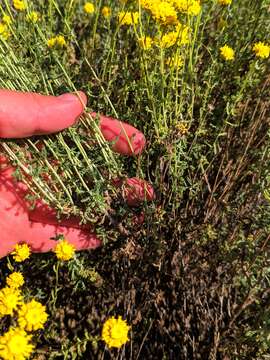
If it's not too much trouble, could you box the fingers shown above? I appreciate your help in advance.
[0,89,87,138]
[90,112,146,156]
[0,160,101,258]
[113,177,155,206]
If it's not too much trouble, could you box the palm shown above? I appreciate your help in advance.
[0,163,100,258]
[0,89,154,258]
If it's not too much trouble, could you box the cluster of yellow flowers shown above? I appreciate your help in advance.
[118,11,139,25]
[84,2,111,17]
[150,2,178,24]
[0,271,48,360]
[26,11,39,23]
[252,41,270,59]
[166,53,184,69]
[117,0,197,58]
[0,8,40,42]
[11,238,75,263]
[176,121,189,135]
[139,0,201,21]
[47,35,67,48]
[173,0,201,16]
[161,22,189,47]
[118,0,200,29]
[13,0,26,11]
[138,35,153,50]
[220,41,270,61]
[0,14,12,41]
[137,23,189,63]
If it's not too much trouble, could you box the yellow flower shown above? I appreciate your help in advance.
[0,287,23,317]
[2,14,12,25]
[47,37,56,47]
[56,35,66,47]
[175,23,190,45]
[166,54,184,69]
[138,35,153,50]
[118,11,139,26]
[174,0,201,16]
[159,31,178,48]
[54,239,75,261]
[0,328,34,360]
[139,0,158,10]
[18,300,48,332]
[11,244,31,262]
[218,0,232,5]
[101,6,111,18]
[0,23,10,41]
[176,122,189,135]
[252,41,270,59]
[102,316,130,348]
[220,44,235,61]
[6,272,24,289]
[157,24,189,48]
[13,0,26,11]
[84,2,95,14]
[26,11,39,23]
[150,2,178,25]
[47,35,66,48]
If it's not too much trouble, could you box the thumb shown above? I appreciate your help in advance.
[0,89,87,138]
[36,90,88,135]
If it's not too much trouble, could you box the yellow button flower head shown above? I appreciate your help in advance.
[54,239,75,261]
[138,35,153,50]
[158,31,178,48]
[150,2,178,25]
[84,2,95,14]
[118,11,139,26]
[6,272,24,289]
[220,44,235,61]
[176,122,189,135]
[26,11,39,23]
[56,35,66,47]
[11,244,31,262]
[174,0,201,16]
[166,54,184,69]
[0,327,34,360]
[47,35,66,48]
[0,23,10,41]
[13,0,26,11]
[139,0,158,10]
[218,0,232,5]
[2,14,12,25]
[252,41,270,59]
[102,6,111,18]
[47,37,56,47]
[0,287,23,317]
[102,316,130,348]
[18,299,48,332]
[175,23,190,45]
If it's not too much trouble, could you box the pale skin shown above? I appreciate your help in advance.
[0,89,154,258]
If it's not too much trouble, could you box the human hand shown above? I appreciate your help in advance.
[0,89,154,258]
